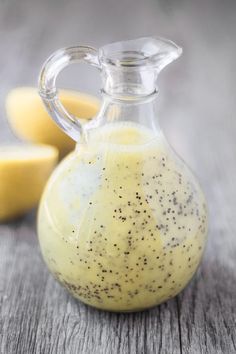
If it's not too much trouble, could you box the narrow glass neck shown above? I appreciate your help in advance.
[101,66,158,98]
[85,92,161,139]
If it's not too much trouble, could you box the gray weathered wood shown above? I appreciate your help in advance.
[0,0,236,353]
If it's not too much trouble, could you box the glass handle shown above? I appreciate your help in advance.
[38,46,100,141]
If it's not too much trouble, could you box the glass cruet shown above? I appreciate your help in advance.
[38,37,208,312]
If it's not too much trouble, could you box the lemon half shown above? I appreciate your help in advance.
[0,144,58,222]
[6,87,100,158]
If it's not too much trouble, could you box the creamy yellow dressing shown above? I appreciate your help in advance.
[38,122,207,311]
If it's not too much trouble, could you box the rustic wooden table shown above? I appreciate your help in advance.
[0,0,236,353]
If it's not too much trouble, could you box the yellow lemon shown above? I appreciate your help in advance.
[0,144,58,222]
[6,87,100,158]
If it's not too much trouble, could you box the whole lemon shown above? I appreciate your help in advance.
[6,87,100,159]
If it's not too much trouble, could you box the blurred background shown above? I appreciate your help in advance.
[0,1,236,352]
[0,0,236,254]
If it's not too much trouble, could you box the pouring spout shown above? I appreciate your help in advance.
[99,36,182,98]
[147,37,182,73]
[99,36,182,72]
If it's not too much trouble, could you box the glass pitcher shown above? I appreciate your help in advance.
[38,37,208,312]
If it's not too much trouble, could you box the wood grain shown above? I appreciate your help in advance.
[0,0,236,353]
